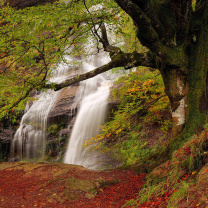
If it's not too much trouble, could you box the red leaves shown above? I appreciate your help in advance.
[183,147,191,155]
[0,165,146,208]
[139,190,172,208]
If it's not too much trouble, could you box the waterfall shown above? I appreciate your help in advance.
[63,53,114,169]
[10,57,74,162]
[63,76,111,169]
[11,34,120,168]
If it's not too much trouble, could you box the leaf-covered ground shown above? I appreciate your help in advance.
[0,162,146,208]
[0,162,208,207]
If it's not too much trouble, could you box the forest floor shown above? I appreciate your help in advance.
[0,162,207,208]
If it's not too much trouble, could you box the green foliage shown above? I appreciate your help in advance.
[0,151,7,162]
[192,0,197,11]
[0,0,122,118]
[122,199,138,207]
[48,124,58,134]
[167,181,192,208]
[134,124,208,207]
[85,68,171,165]
[118,11,147,54]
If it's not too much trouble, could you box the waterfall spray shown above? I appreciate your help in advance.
[10,58,73,162]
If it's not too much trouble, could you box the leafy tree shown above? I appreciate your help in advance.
[0,0,120,115]
[0,0,207,155]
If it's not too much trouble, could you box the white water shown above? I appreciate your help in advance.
[11,20,122,167]
[10,51,113,167]
[10,58,74,161]
[64,53,113,169]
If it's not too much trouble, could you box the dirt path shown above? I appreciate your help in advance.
[0,162,146,208]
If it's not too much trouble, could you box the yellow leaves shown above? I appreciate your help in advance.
[192,171,197,175]
[116,128,123,135]
[106,133,111,138]
[142,79,154,89]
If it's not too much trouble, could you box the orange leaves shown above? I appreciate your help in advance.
[116,128,123,135]
[139,190,172,208]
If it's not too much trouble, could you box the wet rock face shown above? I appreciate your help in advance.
[6,0,57,9]
[45,85,79,160]
[46,128,71,159]
[48,85,79,125]
[0,126,15,161]
[107,82,122,121]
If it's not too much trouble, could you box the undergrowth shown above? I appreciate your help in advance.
[132,124,208,207]
[84,67,208,207]
[84,68,172,166]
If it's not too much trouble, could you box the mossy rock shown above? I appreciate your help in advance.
[197,163,208,183]
[147,160,173,181]
[48,124,59,134]
[65,177,98,193]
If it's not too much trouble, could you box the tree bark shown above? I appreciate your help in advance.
[44,50,156,91]
[115,0,208,140]
[161,68,188,138]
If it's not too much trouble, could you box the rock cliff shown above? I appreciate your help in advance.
[46,84,79,160]
[6,0,57,9]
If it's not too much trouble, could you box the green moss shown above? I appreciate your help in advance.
[135,126,208,207]
[48,124,58,134]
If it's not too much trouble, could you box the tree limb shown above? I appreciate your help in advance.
[44,50,156,91]
[115,0,168,59]
[132,0,170,44]
[137,94,167,117]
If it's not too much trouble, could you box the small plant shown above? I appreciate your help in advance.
[122,199,138,207]
[48,124,58,134]
[168,181,192,207]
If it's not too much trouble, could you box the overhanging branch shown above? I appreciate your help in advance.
[44,50,156,91]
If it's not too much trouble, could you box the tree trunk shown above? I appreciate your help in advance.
[160,2,208,152]
[184,9,208,137]
[161,68,188,138]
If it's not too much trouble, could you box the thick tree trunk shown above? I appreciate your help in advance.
[114,0,208,140]
[184,11,208,137]
[161,28,207,141]
[161,68,188,138]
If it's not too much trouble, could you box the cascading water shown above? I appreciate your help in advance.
[10,57,74,162]
[63,53,115,169]
[11,91,57,161]
[11,20,121,167]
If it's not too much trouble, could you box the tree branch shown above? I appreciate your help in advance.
[137,94,167,117]
[44,50,156,91]
[115,0,168,59]
[132,0,170,44]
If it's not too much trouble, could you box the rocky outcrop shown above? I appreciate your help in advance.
[48,84,79,125]
[46,84,79,160]
[6,0,57,9]
[0,128,13,161]
[0,121,17,161]
[197,163,208,183]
